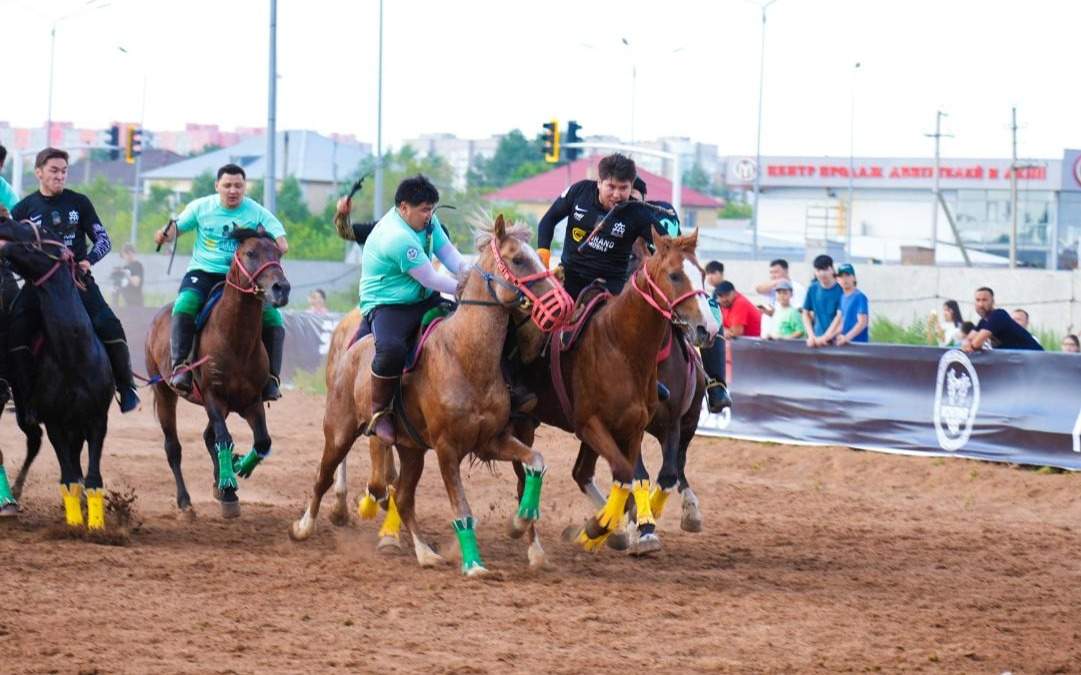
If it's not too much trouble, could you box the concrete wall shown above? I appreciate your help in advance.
[717,259,1081,337]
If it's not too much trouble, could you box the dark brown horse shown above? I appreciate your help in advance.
[511,231,718,554]
[145,229,290,518]
[291,215,572,575]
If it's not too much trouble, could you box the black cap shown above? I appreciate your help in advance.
[633,176,647,196]
[716,281,735,295]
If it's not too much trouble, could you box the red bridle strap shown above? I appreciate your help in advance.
[630,265,707,323]
[226,252,283,295]
[488,238,573,333]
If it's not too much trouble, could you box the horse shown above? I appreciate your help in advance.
[290,214,572,576]
[144,228,290,518]
[0,216,112,529]
[509,231,718,555]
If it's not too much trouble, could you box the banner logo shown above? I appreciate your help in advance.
[732,158,757,183]
[933,350,980,451]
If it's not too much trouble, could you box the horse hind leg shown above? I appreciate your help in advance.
[11,417,42,501]
[155,385,192,513]
[290,416,359,541]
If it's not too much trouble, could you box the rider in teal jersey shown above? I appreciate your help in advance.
[154,163,289,400]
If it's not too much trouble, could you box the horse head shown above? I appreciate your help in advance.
[0,215,77,287]
[633,230,719,347]
[227,227,291,307]
[473,213,572,334]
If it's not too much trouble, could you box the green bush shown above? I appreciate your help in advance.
[869,316,930,345]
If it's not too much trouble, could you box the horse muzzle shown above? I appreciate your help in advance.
[268,280,291,308]
[529,285,574,333]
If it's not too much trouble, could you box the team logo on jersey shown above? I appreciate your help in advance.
[573,206,587,221]
[406,247,420,262]
[68,210,79,224]
[611,221,626,237]
[571,227,586,243]
[933,350,980,452]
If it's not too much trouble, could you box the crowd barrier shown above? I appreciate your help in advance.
[697,339,1081,470]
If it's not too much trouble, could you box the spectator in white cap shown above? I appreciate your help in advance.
[766,279,804,340]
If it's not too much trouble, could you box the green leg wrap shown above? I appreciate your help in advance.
[516,466,546,521]
[216,442,238,491]
[233,448,269,479]
[452,517,485,573]
[261,305,284,328]
[0,466,15,507]
[172,288,204,317]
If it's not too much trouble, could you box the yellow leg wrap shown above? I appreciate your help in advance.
[649,485,672,520]
[61,484,84,527]
[378,493,402,539]
[86,488,105,530]
[357,490,379,520]
[633,480,655,527]
[576,482,631,552]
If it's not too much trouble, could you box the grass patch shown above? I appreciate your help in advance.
[292,364,327,396]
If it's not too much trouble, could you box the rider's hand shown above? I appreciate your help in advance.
[336,197,352,217]
[78,260,91,274]
[537,248,551,269]
[154,228,169,246]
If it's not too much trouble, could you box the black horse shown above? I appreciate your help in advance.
[0,260,39,517]
[0,216,114,529]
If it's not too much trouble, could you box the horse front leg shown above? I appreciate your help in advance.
[203,402,238,519]
[83,416,108,531]
[434,445,487,576]
[44,425,84,528]
[236,404,272,480]
[574,416,637,552]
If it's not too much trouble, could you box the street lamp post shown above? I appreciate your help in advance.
[846,61,861,259]
[264,0,278,213]
[373,0,384,220]
[750,0,778,261]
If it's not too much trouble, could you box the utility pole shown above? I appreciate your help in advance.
[1009,106,1018,269]
[264,0,278,213]
[924,110,952,250]
[846,61,860,259]
[130,76,148,246]
[373,0,384,220]
[750,0,779,260]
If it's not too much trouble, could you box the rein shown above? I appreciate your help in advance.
[10,221,86,291]
[629,264,707,327]
[225,252,283,296]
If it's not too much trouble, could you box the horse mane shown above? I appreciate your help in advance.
[468,209,532,250]
[229,227,276,243]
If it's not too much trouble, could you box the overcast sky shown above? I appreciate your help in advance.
[4,0,1076,160]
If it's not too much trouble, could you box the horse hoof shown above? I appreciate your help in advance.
[178,507,197,522]
[328,507,350,527]
[632,532,662,556]
[289,521,312,542]
[527,540,546,569]
[681,509,703,533]
[220,500,241,519]
[464,564,490,578]
[0,503,18,518]
[606,531,630,551]
[377,535,402,553]
[507,514,527,540]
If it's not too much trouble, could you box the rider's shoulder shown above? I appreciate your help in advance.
[560,179,594,200]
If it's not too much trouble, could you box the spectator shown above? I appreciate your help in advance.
[959,321,979,344]
[766,280,804,339]
[1061,335,1080,353]
[825,263,869,346]
[964,287,1043,352]
[0,143,17,215]
[704,260,724,295]
[715,281,761,338]
[802,254,843,347]
[1011,308,1030,329]
[754,258,806,316]
[928,299,964,347]
[110,243,144,308]
[307,288,329,316]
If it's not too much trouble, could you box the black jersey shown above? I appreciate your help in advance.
[11,189,112,264]
[537,180,664,283]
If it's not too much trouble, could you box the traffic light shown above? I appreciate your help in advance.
[108,125,120,161]
[124,127,143,164]
[542,119,560,164]
[565,120,582,161]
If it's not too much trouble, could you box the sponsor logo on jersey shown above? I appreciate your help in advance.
[571,227,586,243]
[611,221,625,237]
[68,210,79,224]
[406,247,420,262]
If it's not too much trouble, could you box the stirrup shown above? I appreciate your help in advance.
[366,409,391,436]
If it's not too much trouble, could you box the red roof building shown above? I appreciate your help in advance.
[484,157,723,228]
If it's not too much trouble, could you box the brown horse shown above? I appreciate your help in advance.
[290,215,572,576]
[510,231,718,553]
[145,229,290,518]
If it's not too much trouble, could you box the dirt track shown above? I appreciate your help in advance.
[2,390,1080,674]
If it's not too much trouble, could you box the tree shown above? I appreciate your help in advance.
[190,171,216,198]
[682,162,712,194]
[276,176,310,222]
[467,129,547,190]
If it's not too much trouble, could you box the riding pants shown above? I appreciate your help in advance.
[358,293,444,378]
[171,269,282,327]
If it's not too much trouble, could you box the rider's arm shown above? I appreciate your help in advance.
[537,182,583,267]
[80,197,111,264]
[407,262,459,296]
[430,216,465,274]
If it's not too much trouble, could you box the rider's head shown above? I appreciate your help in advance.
[34,147,69,197]
[597,153,636,211]
[395,174,439,232]
[216,164,247,209]
[0,143,7,172]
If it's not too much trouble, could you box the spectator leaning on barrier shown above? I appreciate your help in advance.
[715,281,761,338]
[964,287,1043,352]
[1011,308,1030,329]
[1061,334,1080,353]
[802,254,843,347]
[825,263,869,346]
[766,279,804,339]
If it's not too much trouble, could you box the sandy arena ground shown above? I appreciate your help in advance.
[2,390,1080,674]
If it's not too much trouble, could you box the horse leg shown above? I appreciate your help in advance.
[155,384,191,512]
[433,446,487,576]
[45,425,84,527]
[83,416,108,530]
[482,432,548,569]
[236,404,272,480]
[204,403,239,519]
[11,416,42,501]
[632,427,679,557]
[676,422,703,533]
[573,416,637,552]
[509,418,547,567]
[329,461,349,527]
[0,448,15,517]
[290,413,360,541]
[574,442,632,552]
[394,446,442,567]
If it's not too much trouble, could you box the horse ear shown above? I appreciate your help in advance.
[494,214,506,239]
[678,228,699,252]
[633,236,651,261]
[257,224,267,236]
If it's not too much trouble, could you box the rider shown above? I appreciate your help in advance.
[344,174,466,445]
[0,143,19,407]
[9,147,140,419]
[153,163,289,400]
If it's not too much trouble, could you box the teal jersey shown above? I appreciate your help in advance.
[0,177,18,211]
[358,207,450,315]
[175,195,286,274]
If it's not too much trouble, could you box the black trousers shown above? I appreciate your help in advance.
[10,273,127,348]
[358,294,444,378]
[562,268,624,301]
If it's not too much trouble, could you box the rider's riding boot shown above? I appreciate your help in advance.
[700,337,732,413]
[368,373,399,445]
[169,313,196,394]
[9,346,37,425]
[706,379,733,413]
[261,325,285,402]
[104,340,141,413]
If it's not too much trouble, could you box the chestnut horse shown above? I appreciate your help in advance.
[145,229,290,518]
[509,231,718,554]
[290,215,571,576]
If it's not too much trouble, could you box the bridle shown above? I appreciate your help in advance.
[630,252,707,328]
[226,250,283,296]
[459,237,573,333]
[2,220,85,290]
